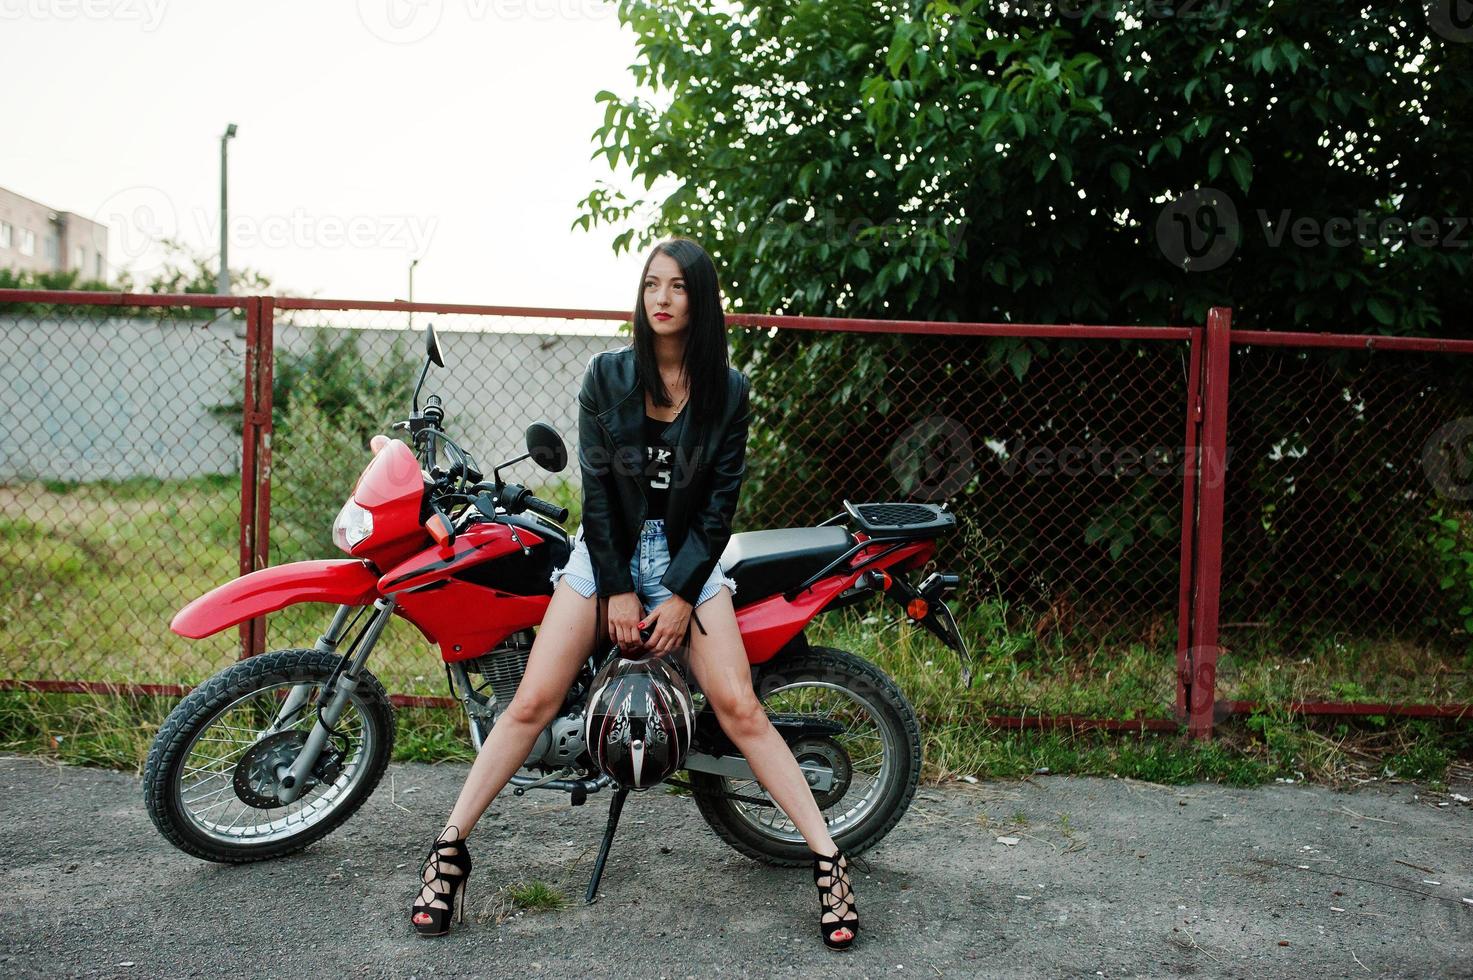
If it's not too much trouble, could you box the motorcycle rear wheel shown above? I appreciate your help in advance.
[143,648,395,863]
[689,645,922,867]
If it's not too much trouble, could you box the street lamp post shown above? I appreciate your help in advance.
[218,123,238,296]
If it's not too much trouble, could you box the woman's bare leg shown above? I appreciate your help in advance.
[682,586,839,853]
[682,586,854,941]
[415,579,597,915]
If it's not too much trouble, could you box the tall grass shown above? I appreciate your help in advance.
[2,478,1469,788]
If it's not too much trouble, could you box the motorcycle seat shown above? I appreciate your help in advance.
[719,527,854,607]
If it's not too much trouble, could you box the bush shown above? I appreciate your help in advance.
[269,336,418,561]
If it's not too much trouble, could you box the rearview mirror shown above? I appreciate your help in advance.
[426,323,444,367]
[526,422,568,473]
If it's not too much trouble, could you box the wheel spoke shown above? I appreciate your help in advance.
[170,672,379,846]
[715,663,912,847]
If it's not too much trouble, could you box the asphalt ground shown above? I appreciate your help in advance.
[1,754,1470,979]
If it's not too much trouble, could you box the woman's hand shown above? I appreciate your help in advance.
[639,595,692,658]
[607,592,646,653]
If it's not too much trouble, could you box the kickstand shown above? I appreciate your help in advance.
[584,785,629,904]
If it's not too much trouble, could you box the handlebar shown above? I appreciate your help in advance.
[497,483,570,523]
[395,398,567,525]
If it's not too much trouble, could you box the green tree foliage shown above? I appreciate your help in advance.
[269,335,418,561]
[577,0,1473,648]
[579,0,1470,334]
[0,267,113,293]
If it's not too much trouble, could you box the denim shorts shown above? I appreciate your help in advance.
[549,518,738,617]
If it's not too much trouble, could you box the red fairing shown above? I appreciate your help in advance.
[734,538,936,664]
[395,580,551,662]
[347,439,427,567]
[379,522,556,662]
[171,560,380,639]
[376,522,527,593]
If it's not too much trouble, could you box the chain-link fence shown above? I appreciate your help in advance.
[1213,331,1473,716]
[0,293,250,687]
[2,291,1470,735]
[261,301,627,696]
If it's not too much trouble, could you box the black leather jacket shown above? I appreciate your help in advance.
[576,344,751,606]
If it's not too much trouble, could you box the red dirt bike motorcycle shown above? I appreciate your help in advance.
[143,324,971,901]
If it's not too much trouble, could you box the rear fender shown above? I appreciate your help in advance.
[170,560,380,639]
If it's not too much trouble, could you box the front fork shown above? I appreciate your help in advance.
[273,598,394,804]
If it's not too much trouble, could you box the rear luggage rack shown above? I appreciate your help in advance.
[839,500,954,540]
[791,499,956,600]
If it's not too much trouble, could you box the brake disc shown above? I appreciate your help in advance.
[231,730,344,809]
[789,737,852,809]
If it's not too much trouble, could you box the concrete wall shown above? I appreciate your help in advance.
[0,314,624,484]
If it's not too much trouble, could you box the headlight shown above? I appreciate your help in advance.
[332,498,374,552]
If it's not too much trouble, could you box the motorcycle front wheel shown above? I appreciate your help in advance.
[689,645,922,866]
[143,648,395,863]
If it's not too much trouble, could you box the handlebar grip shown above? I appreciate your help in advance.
[527,496,569,523]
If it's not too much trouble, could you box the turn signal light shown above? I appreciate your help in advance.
[906,597,929,620]
[426,513,454,546]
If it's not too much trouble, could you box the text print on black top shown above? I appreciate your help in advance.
[643,413,675,520]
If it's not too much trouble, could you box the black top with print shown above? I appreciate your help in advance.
[642,413,675,519]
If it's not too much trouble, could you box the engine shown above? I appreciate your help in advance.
[462,629,588,768]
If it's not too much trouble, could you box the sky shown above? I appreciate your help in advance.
[1,0,670,312]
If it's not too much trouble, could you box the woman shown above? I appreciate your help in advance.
[410,238,859,950]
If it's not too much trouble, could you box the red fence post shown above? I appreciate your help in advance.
[238,297,261,661]
[237,297,272,660]
[1186,306,1233,738]
[1175,325,1205,724]
[252,297,275,657]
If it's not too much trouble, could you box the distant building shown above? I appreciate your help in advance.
[0,185,109,283]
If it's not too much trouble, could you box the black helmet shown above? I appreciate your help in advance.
[584,648,695,790]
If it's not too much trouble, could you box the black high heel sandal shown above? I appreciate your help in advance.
[811,848,859,950]
[410,824,473,937]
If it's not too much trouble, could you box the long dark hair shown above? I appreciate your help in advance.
[631,237,731,429]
